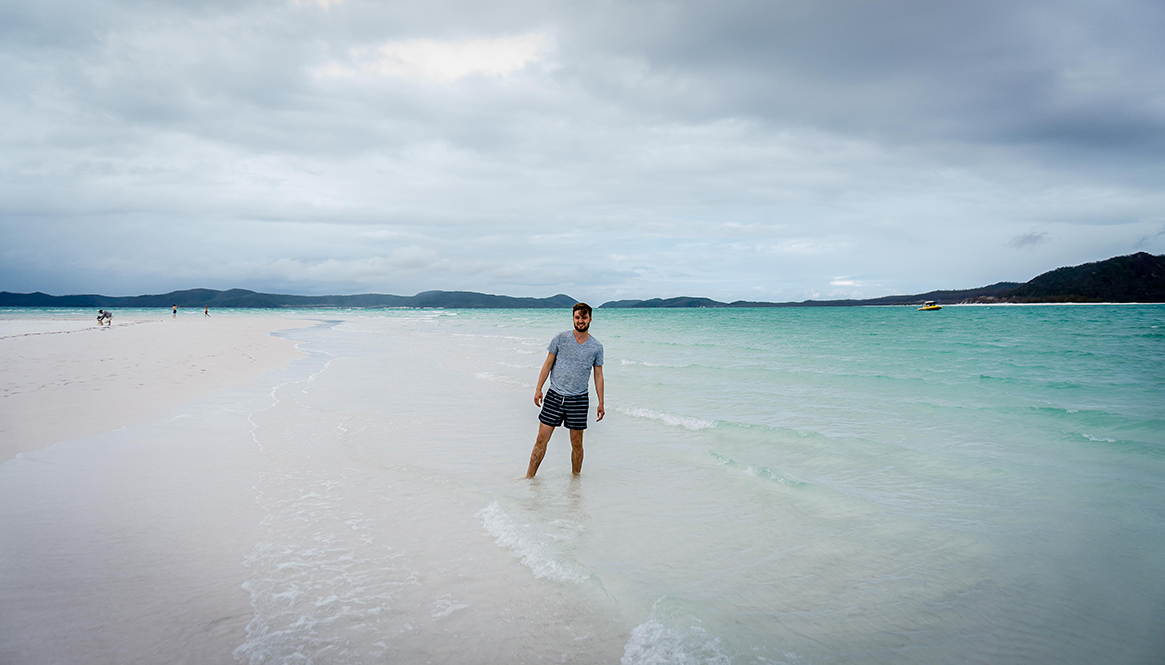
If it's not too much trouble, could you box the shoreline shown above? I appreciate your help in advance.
[0,313,314,664]
[0,314,310,463]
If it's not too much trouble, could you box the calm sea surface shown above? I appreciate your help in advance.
[3,305,1163,663]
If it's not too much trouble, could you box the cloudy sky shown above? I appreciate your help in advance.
[2,0,1163,302]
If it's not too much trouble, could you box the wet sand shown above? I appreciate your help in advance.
[0,315,308,462]
[0,313,311,665]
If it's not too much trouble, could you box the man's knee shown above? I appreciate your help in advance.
[569,430,584,448]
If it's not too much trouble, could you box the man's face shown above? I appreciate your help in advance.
[573,310,591,333]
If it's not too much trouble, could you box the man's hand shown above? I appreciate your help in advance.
[593,365,604,422]
[535,352,555,409]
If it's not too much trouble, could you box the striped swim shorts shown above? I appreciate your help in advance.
[539,389,589,430]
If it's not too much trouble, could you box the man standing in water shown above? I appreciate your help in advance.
[526,303,605,478]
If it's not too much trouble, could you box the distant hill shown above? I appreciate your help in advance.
[738,282,1026,307]
[0,289,578,309]
[600,282,1024,308]
[998,252,1165,303]
[598,253,1163,308]
[602,296,728,308]
[3,253,1162,310]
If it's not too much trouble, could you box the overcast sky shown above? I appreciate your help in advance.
[2,0,1163,302]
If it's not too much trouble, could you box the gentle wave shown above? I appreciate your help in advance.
[621,598,732,665]
[617,407,716,430]
[476,501,589,584]
[710,452,807,487]
[235,471,406,664]
[493,360,537,369]
[978,373,1084,390]
[1080,432,1118,443]
[620,359,691,368]
[1070,431,1165,457]
[475,371,533,388]
[430,594,469,618]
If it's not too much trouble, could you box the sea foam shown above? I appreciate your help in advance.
[617,406,716,430]
[476,501,589,584]
[621,599,732,665]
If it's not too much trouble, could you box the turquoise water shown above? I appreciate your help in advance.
[2,305,1163,663]
[591,305,1165,663]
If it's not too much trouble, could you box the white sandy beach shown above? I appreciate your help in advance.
[0,315,308,462]
[0,311,636,665]
[0,314,309,665]
[3,307,1162,665]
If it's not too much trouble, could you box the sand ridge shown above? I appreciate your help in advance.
[0,315,310,462]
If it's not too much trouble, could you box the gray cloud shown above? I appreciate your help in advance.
[2,0,1164,302]
[1010,231,1049,249]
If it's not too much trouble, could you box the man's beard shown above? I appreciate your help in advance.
[574,321,590,332]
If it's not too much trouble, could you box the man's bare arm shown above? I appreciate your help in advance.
[534,352,556,406]
[594,364,605,421]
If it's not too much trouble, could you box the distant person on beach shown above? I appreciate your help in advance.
[102,310,112,326]
[97,310,105,326]
[526,303,605,478]
[172,304,177,318]
[204,305,209,317]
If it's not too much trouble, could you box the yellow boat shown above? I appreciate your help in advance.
[917,301,942,311]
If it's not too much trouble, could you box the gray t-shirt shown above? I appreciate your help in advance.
[547,331,604,397]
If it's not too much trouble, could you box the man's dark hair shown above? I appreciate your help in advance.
[573,302,592,317]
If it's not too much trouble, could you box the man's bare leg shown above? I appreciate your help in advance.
[526,423,556,478]
[570,429,584,475]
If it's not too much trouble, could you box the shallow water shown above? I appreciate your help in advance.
[2,305,1164,663]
